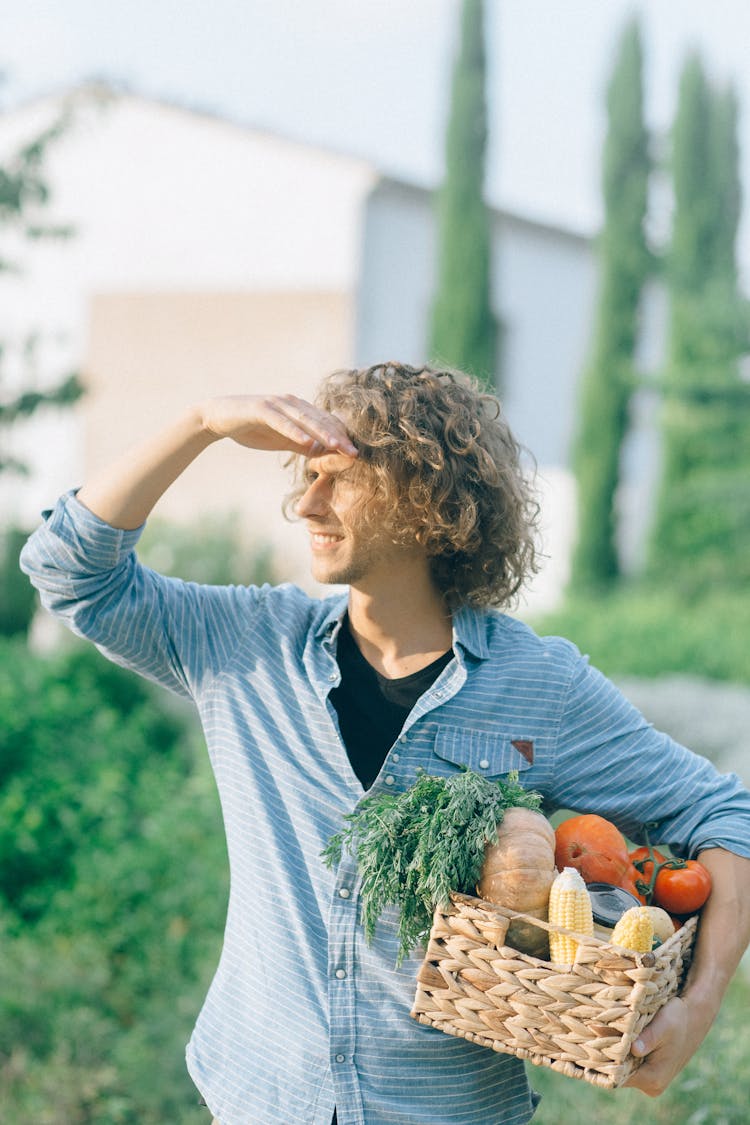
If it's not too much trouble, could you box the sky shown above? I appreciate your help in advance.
[4,0,750,267]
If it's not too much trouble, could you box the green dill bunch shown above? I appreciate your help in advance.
[322,768,542,966]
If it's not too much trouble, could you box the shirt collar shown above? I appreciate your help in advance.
[451,603,491,660]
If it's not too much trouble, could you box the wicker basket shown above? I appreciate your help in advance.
[411,892,698,1089]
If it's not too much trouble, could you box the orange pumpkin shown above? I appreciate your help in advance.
[554,813,637,893]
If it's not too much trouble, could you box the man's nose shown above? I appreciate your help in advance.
[296,478,330,517]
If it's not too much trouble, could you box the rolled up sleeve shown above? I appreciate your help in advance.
[20,490,260,700]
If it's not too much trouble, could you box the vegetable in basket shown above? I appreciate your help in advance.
[547,866,594,963]
[630,844,712,914]
[554,813,643,899]
[554,813,713,920]
[322,768,552,965]
[610,906,655,952]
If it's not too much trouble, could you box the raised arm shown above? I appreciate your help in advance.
[77,394,358,529]
[21,393,358,697]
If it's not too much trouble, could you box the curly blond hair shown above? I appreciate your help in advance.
[287,362,540,609]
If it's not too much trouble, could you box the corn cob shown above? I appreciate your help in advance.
[548,866,594,964]
[610,906,655,953]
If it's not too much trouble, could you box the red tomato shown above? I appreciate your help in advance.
[630,846,711,913]
[650,861,712,914]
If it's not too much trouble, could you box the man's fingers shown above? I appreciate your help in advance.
[204,394,358,456]
[260,402,328,452]
[623,998,688,1096]
[264,396,358,456]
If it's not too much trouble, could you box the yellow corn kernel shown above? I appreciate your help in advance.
[610,906,655,953]
[548,867,594,964]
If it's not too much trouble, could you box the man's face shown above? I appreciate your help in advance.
[295,451,403,588]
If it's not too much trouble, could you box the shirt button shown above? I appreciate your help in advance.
[399,735,407,744]
[391,753,400,763]
[479,758,490,769]
[328,672,337,682]
[335,1054,346,1064]
[335,968,347,979]
[384,775,395,786]
[338,887,351,899]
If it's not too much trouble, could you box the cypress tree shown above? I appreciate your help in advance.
[648,59,750,591]
[570,19,651,589]
[429,0,497,389]
[708,85,741,285]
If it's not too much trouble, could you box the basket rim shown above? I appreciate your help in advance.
[446,890,697,963]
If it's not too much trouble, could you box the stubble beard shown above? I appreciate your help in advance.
[310,526,390,588]
[311,548,375,588]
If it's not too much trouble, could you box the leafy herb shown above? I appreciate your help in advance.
[322,768,542,965]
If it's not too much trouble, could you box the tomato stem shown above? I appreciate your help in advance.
[632,827,687,903]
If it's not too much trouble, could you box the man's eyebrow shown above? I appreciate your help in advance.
[305,453,358,476]
[304,466,356,485]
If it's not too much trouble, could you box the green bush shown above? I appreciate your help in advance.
[531,586,750,684]
[0,761,227,1124]
[0,639,189,919]
[0,639,227,1122]
[0,527,37,636]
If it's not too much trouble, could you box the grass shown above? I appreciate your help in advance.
[530,970,750,1124]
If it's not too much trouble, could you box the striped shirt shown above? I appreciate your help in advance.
[21,491,750,1125]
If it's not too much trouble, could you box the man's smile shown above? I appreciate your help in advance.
[309,530,345,548]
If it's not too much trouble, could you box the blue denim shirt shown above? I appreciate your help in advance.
[21,492,750,1125]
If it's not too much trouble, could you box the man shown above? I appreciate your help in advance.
[21,362,750,1124]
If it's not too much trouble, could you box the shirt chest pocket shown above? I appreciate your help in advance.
[432,726,533,779]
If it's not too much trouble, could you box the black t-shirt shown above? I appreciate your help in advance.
[330,615,453,789]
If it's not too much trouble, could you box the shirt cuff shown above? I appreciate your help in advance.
[42,488,146,567]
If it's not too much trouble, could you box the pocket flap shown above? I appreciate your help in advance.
[433,726,533,776]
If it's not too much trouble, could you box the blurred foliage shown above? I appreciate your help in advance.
[137,513,278,587]
[429,0,497,389]
[0,640,188,918]
[648,58,750,590]
[570,42,750,597]
[1,101,84,476]
[0,639,227,1121]
[0,525,36,635]
[0,102,74,248]
[571,18,652,590]
[534,586,750,685]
